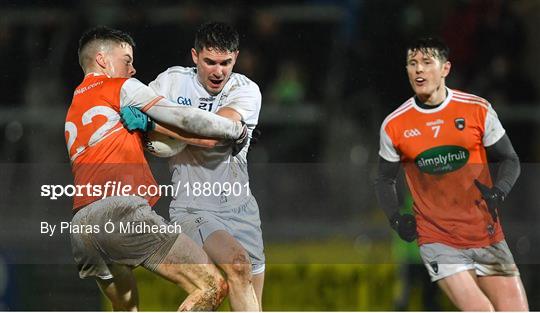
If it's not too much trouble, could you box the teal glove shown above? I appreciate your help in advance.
[120,106,155,132]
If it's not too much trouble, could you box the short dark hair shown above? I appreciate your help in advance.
[406,37,449,62]
[194,22,239,53]
[78,26,135,68]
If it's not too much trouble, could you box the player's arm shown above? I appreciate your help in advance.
[217,81,262,154]
[377,121,417,242]
[474,134,520,222]
[154,107,243,148]
[153,123,219,148]
[483,134,521,196]
[374,157,417,242]
[160,107,243,147]
[474,105,520,219]
[377,123,402,220]
[120,78,245,140]
[479,103,520,194]
[216,107,242,121]
[122,107,242,148]
[156,107,242,146]
[374,157,401,219]
[145,100,246,140]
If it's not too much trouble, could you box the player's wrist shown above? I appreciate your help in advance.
[491,186,506,202]
[146,116,156,132]
[231,121,248,156]
[235,120,248,142]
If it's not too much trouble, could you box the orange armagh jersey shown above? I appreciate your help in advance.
[65,73,163,211]
[379,88,506,248]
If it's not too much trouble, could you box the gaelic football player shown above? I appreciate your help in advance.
[120,22,264,311]
[375,37,528,311]
[66,26,248,310]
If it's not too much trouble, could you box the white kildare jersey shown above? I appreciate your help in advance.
[149,66,261,212]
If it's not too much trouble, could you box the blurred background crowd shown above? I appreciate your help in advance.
[2,0,540,310]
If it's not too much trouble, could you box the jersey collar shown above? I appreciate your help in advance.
[412,87,453,114]
[85,72,109,78]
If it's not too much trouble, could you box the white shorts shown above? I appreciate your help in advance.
[419,240,520,282]
[170,196,265,275]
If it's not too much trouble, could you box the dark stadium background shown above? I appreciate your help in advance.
[1,0,540,310]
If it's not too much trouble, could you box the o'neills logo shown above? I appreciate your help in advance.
[415,145,469,175]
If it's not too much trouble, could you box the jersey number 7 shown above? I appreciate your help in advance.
[431,125,440,138]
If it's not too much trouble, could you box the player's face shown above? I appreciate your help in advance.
[103,42,136,78]
[406,49,450,104]
[192,47,238,95]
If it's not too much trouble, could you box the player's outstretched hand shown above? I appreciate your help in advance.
[474,179,504,223]
[390,212,417,242]
[120,106,155,132]
[231,121,248,156]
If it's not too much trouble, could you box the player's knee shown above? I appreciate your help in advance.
[225,252,252,284]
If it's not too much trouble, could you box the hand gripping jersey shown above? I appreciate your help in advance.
[149,67,261,212]
[379,88,506,248]
[65,73,164,211]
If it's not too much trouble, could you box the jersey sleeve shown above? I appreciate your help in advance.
[379,124,400,162]
[120,78,164,112]
[148,69,170,96]
[483,104,506,147]
[223,82,262,126]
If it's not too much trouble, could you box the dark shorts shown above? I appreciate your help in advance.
[70,196,180,279]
